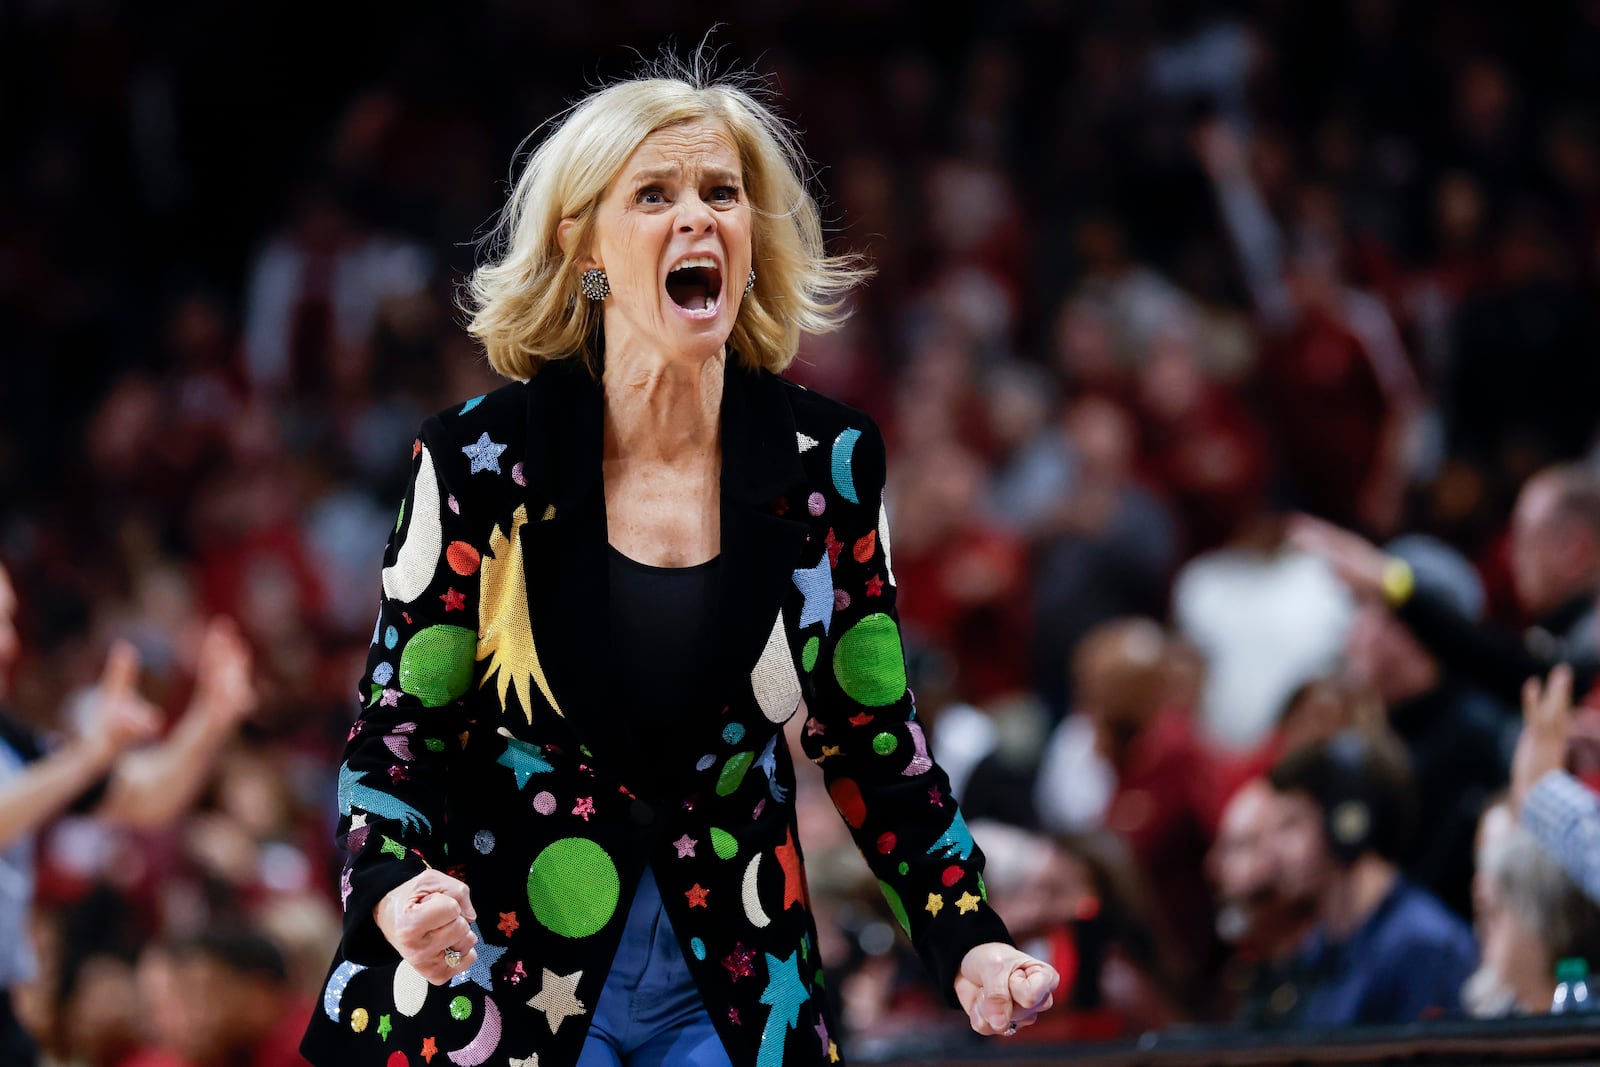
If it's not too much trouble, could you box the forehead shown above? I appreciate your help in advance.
[620,118,742,177]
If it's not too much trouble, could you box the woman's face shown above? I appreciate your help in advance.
[579,118,753,364]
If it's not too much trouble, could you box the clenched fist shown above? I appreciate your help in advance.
[374,869,480,984]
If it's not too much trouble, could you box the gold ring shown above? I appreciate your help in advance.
[1004,1021,1018,1036]
[444,948,463,969]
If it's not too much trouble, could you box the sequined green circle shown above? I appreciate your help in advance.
[527,838,620,938]
[898,861,909,876]
[832,614,907,707]
[449,996,472,1021]
[802,636,820,673]
[710,827,738,860]
[398,624,476,707]
[872,732,898,756]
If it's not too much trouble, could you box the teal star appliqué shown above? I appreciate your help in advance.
[756,950,807,1067]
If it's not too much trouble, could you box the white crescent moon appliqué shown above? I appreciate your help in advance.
[383,445,444,604]
[742,854,771,928]
[751,612,802,724]
[446,996,503,1065]
[321,960,366,1022]
[878,502,896,586]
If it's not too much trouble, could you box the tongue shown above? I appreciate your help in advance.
[667,278,712,311]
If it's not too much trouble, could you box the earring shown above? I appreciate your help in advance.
[745,268,756,294]
[580,268,610,301]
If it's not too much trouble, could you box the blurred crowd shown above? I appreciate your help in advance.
[5,1,1600,1063]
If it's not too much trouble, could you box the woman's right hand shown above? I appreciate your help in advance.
[373,869,480,984]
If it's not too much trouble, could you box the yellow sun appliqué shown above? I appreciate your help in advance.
[478,504,562,721]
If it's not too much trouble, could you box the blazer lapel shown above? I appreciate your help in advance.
[519,360,609,736]
[712,358,811,701]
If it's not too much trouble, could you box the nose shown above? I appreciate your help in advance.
[676,192,717,234]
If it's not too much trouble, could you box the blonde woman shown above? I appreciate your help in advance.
[301,60,1056,1067]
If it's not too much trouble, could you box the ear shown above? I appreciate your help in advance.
[556,217,597,269]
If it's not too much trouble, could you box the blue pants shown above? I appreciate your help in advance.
[577,867,734,1067]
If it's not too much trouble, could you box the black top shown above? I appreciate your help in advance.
[603,545,721,795]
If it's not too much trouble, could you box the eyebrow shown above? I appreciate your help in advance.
[629,165,742,184]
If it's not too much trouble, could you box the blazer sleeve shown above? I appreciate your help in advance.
[335,414,480,965]
[798,417,1012,1006]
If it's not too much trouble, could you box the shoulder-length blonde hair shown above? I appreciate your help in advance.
[464,64,869,379]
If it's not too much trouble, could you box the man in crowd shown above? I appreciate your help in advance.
[1341,535,1513,919]
[1209,778,1317,1024]
[1260,731,1476,1027]
[1291,463,1600,707]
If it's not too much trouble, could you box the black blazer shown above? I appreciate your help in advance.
[301,356,1009,1067]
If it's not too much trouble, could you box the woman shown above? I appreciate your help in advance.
[300,62,1057,1067]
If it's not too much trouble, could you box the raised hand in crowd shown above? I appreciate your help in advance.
[1514,664,1574,813]
[100,616,259,828]
[0,638,160,847]
[1284,514,1390,598]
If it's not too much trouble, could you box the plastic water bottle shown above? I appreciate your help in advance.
[1551,958,1595,1014]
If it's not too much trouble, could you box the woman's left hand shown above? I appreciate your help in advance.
[955,942,1059,1036]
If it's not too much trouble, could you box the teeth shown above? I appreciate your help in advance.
[671,255,718,271]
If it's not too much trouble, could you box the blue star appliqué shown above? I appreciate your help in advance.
[461,432,508,475]
[449,922,507,991]
[792,554,833,635]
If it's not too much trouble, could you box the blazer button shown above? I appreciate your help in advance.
[630,799,655,827]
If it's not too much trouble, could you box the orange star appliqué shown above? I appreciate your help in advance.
[498,911,520,937]
[774,828,805,911]
[421,1036,437,1063]
[686,883,709,907]
[440,588,466,612]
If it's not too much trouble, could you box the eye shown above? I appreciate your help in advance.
[636,185,667,205]
[709,185,740,204]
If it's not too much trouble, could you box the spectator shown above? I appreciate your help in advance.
[0,562,255,1065]
[1036,619,1222,1003]
[162,929,310,1067]
[1195,119,1422,535]
[1289,463,1600,707]
[1261,732,1476,1027]
[1209,779,1316,1026]
[1030,399,1177,713]
[1465,802,1600,1017]
[1341,535,1514,918]
[1172,514,1354,751]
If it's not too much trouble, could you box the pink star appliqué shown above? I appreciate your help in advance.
[929,786,944,806]
[673,834,697,858]
[440,588,466,612]
[572,797,595,821]
[865,574,885,597]
[380,688,401,707]
[722,943,755,982]
[805,718,825,737]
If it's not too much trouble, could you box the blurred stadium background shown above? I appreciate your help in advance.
[4,2,1600,1064]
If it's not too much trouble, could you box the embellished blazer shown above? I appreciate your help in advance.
[300,356,1010,1067]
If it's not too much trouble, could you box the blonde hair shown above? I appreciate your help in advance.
[465,59,870,379]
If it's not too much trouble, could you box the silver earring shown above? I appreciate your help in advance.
[745,268,756,294]
[580,268,610,301]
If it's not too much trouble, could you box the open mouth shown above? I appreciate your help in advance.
[665,256,723,315]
